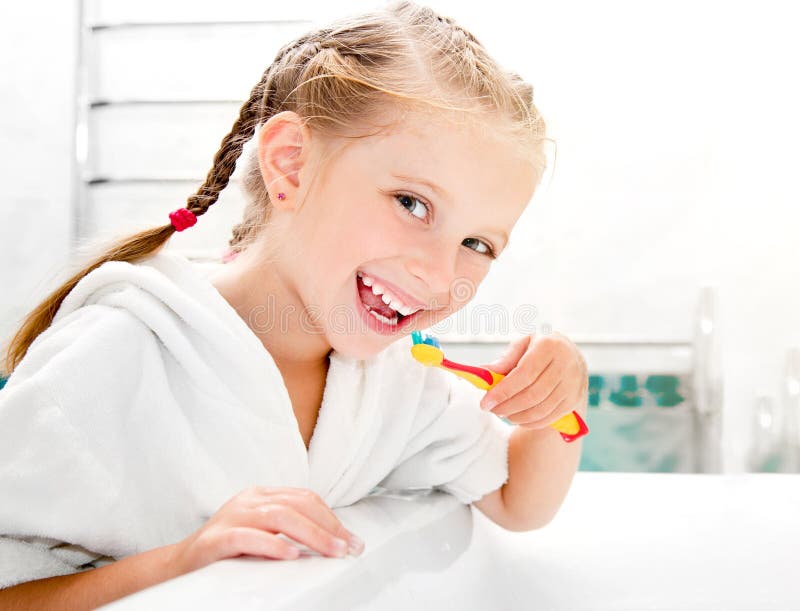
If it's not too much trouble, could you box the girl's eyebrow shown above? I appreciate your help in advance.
[392,172,509,248]
[391,173,448,199]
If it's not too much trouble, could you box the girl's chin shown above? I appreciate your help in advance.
[326,336,391,361]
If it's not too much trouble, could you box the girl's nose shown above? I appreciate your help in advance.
[405,241,459,306]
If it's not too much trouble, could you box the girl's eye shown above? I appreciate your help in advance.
[462,237,497,259]
[394,192,497,259]
[395,193,430,220]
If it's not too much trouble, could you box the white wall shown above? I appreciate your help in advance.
[1,0,798,472]
[0,1,78,348]
[429,0,800,472]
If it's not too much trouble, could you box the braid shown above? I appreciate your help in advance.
[186,35,321,216]
[226,34,332,252]
[183,79,267,218]
[182,33,327,222]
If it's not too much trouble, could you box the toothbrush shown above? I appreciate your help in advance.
[411,331,589,443]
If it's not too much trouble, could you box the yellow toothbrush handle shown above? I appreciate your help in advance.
[447,365,588,442]
[410,343,588,442]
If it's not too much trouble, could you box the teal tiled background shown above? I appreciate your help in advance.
[498,372,697,473]
[578,373,696,472]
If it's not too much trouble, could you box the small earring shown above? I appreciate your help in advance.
[277,192,286,200]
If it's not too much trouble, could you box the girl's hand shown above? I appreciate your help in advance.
[167,486,365,578]
[479,332,588,430]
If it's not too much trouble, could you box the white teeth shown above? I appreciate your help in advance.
[395,303,415,316]
[367,308,398,325]
[358,271,423,318]
[385,296,413,316]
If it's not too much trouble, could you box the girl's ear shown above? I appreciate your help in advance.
[256,111,311,209]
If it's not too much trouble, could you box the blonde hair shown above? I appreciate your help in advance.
[3,0,548,376]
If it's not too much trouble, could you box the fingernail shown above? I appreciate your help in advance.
[332,538,348,556]
[482,399,497,411]
[347,535,365,556]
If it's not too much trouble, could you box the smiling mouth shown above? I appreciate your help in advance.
[355,273,425,327]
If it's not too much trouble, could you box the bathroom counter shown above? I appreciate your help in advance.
[101,471,800,610]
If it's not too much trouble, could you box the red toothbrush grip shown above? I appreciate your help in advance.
[439,358,495,386]
[558,411,589,443]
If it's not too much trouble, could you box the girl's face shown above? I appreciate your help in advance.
[260,110,538,360]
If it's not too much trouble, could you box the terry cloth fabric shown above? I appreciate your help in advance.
[0,248,512,589]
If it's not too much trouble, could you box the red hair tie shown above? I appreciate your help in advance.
[169,208,197,231]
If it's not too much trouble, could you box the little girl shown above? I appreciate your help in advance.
[0,1,588,607]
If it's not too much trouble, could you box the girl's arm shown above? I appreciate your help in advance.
[472,401,586,532]
[0,485,365,610]
[473,333,589,531]
[0,542,179,610]
[501,400,587,530]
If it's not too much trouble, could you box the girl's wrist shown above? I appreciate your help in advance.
[163,541,189,581]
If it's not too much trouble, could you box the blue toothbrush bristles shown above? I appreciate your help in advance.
[411,331,440,348]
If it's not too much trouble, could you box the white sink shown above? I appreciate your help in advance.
[101,471,800,610]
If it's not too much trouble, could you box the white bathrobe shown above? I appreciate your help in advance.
[0,249,512,589]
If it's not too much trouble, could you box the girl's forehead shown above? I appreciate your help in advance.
[351,113,516,166]
[338,117,536,221]
[356,116,530,179]
[378,108,506,143]
[315,107,538,210]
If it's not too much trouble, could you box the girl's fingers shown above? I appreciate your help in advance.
[491,360,563,418]
[175,485,366,576]
[247,487,360,551]
[217,526,301,561]
[513,393,569,429]
[483,335,531,375]
[250,504,352,558]
[481,337,560,411]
